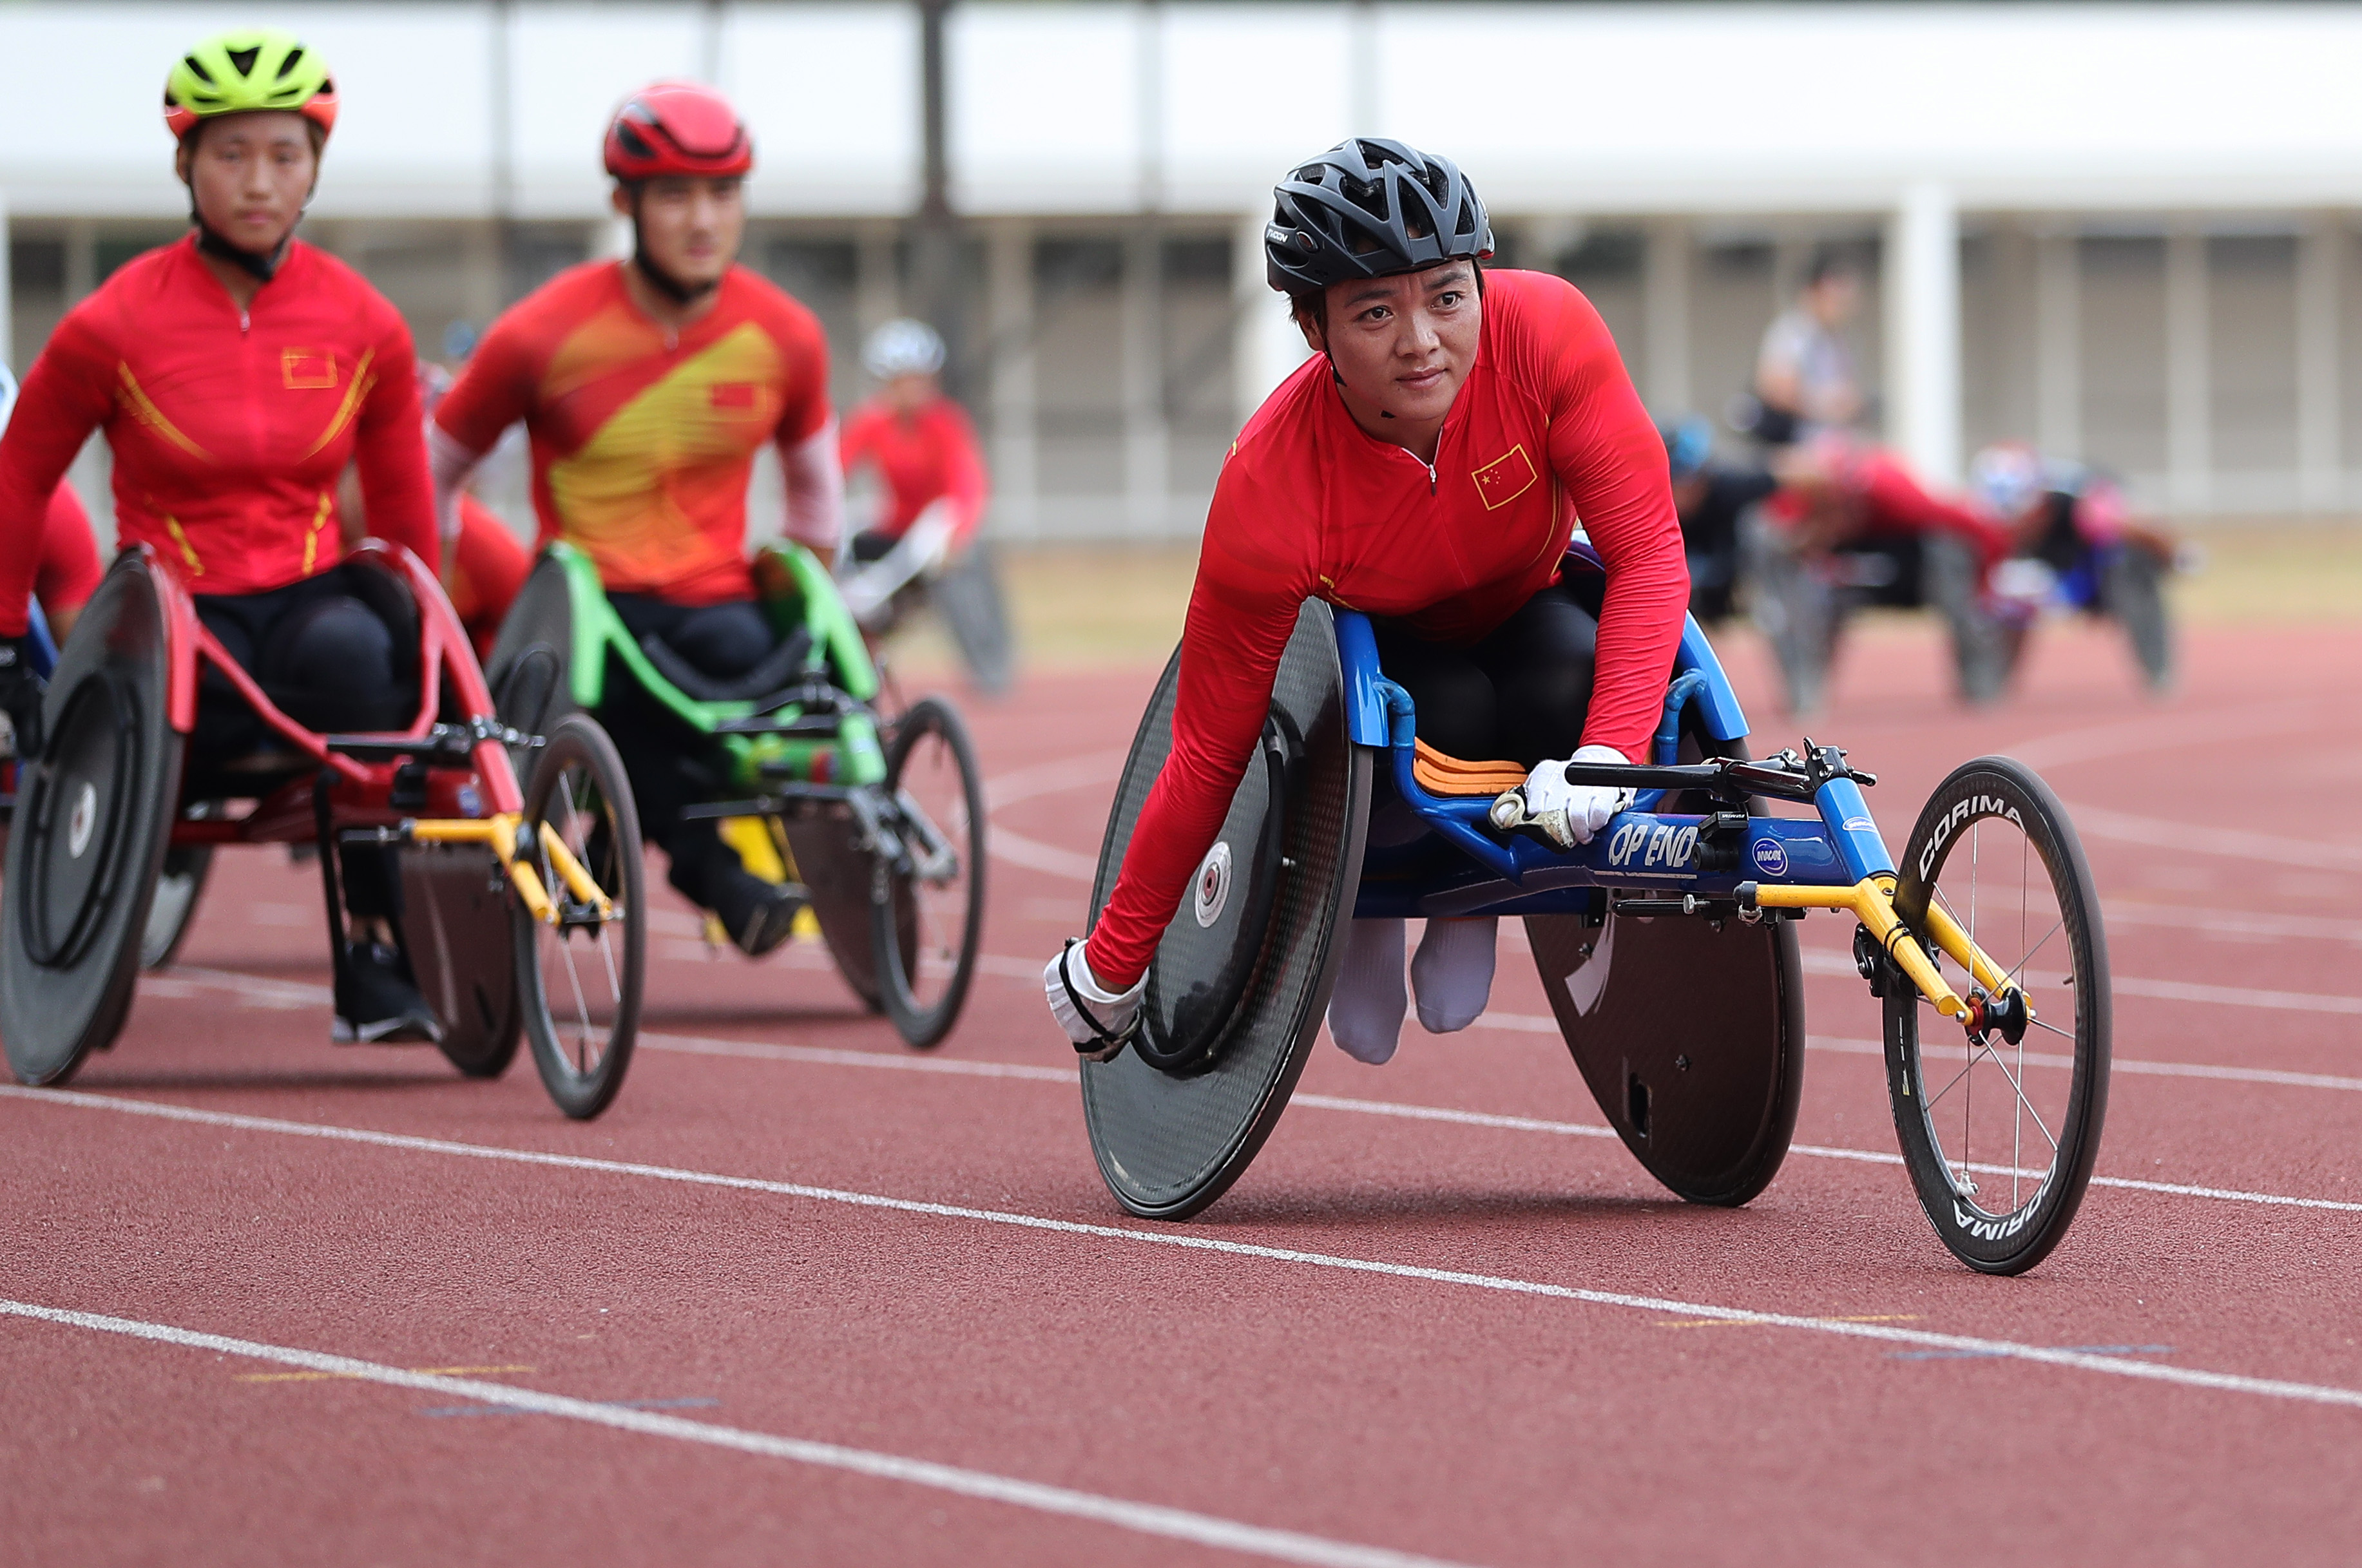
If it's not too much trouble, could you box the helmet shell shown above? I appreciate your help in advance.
[1265,138,1492,296]
[1662,416,1714,483]
[863,319,946,381]
[1968,442,2046,519]
[604,81,753,181]
[164,28,337,143]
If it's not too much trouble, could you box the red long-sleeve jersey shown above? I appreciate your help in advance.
[0,236,434,636]
[1088,269,1690,987]
[34,483,102,619]
[840,396,988,543]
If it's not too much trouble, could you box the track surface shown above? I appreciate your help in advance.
[6,617,2359,1566]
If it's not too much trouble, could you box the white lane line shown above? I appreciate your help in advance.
[2104,902,2362,947]
[2002,702,2318,772]
[145,966,2362,1212]
[9,1087,2362,1414]
[2061,801,2362,874]
[984,750,1126,881]
[0,1299,1468,1568]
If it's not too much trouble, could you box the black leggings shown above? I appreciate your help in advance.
[1372,584,1598,767]
[189,567,414,921]
[599,595,780,890]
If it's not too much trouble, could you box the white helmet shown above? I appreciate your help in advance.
[863,318,945,382]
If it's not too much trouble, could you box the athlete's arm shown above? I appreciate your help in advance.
[777,416,846,568]
[1082,465,1315,990]
[34,483,103,643]
[428,315,540,548]
[1532,280,1691,765]
[0,316,115,638]
[937,401,990,542]
[350,314,438,570]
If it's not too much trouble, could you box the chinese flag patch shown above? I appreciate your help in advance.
[1471,444,1539,510]
[709,381,759,410]
[281,349,338,390]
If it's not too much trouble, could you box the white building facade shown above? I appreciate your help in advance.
[12,1,2362,537]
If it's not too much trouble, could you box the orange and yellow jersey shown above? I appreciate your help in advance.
[433,261,832,605]
[0,236,434,636]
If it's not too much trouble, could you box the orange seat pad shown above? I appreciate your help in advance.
[1410,738,1527,798]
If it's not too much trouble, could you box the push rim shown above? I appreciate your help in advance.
[1890,758,2109,1274]
[873,697,984,1047]
[515,716,644,1118]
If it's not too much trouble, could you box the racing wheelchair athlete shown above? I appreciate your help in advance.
[441,83,984,1045]
[1048,140,2112,1275]
[0,28,647,1116]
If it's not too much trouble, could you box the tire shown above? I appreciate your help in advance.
[1749,533,1836,715]
[512,714,646,1120]
[1887,756,2110,1274]
[2104,546,2173,692]
[932,545,1016,696]
[871,696,986,1049]
[139,844,213,970]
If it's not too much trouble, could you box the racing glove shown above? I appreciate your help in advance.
[1042,939,1146,1062]
[0,635,44,761]
[1489,744,1634,850]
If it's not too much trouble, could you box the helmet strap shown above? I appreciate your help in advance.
[624,188,720,307]
[192,213,290,285]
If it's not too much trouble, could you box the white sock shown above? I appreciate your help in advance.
[1411,917,1497,1034]
[1325,917,1407,1065]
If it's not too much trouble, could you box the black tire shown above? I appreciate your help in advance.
[932,544,1016,696]
[871,696,986,1049]
[1887,756,2109,1274]
[1,559,182,1086]
[512,714,646,1119]
[139,844,213,970]
[1748,532,1836,716]
[2104,545,2173,692]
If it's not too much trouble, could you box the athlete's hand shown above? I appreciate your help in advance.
[1490,744,1633,850]
[1043,939,1146,1061]
[0,635,44,760]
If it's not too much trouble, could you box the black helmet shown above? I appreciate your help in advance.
[1265,138,1493,296]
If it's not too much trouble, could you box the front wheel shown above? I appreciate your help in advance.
[512,714,646,1120]
[870,697,986,1049]
[1887,756,2109,1274]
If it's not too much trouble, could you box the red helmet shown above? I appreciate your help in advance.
[603,81,752,181]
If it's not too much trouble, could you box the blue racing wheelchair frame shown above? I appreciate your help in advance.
[1081,546,2111,1276]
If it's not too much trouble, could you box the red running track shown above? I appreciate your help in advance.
[4,616,2360,1566]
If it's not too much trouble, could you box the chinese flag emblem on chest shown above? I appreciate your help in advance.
[1471,444,1539,510]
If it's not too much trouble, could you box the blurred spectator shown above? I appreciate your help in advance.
[1745,249,1864,446]
[1662,416,1774,626]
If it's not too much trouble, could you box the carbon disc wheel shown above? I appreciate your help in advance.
[1887,756,2110,1274]
[512,714,646,1119]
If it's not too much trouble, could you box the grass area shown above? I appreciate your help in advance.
[879,524,2362,675]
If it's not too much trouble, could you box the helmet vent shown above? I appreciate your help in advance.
[279,47,305,79]
[182,53,213,86]
[227,47,260,77]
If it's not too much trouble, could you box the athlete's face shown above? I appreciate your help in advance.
[1308,262,1481,437]
[619,176,745,288]
[885,373,937,416]
[179,111,317,256]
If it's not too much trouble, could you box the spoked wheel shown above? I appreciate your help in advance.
[139,844,213,970]
[1887,756,2110,1274]
[2104,545,2173,692]
[511,714,645,1119]
[870,696,985,1048]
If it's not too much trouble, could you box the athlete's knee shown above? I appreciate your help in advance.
[265,595,406,731]
[666,600,774,679]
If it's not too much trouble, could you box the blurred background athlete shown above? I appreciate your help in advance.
[0,28,442,1042]
[430,80,845,956]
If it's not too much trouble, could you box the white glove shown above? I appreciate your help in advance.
[1042,940,1146,1061]
[1489,744,1634,850]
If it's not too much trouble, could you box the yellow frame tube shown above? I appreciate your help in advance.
[537,822,614,918]
[1750,875,2018,1022]
[407,814,556,924]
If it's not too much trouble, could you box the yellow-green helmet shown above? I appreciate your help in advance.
[163,28,338,143]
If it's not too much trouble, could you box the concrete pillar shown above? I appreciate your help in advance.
[64,220,96,303]
[1348,0,1379,135]
[1234,211,1309,426]
[1884,182,1962,485]
[2297,216,2342,512]
[985,219,1038,538]
[2165,225,2210,512]
[2033,229,2081,461]
[855,222,900,341]
[457,221,502,350]
[593,215,633,262]
[1642,218,1692,416]
[1122,224,1170,536]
